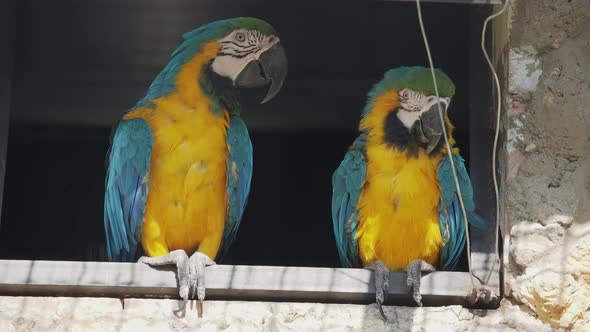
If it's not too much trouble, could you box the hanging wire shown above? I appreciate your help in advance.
[415,0,476,291]
[481,0,510,283]
[415,0,509,295]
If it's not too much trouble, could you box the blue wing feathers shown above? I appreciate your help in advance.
[332,136,367,268]
[218,115,253,260]
[437,153,488,270]
[104,119,153,262]
[440,195,465,271]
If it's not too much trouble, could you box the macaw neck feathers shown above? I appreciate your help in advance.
[382,107,423,157]
[200,63,240,114]
[132,41,239,116]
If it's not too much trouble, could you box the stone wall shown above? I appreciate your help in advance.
[504,0,590,330]
[0,297,552,332]
[1,1,589,331]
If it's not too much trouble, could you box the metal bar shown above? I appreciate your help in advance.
[380,0,503,4]
[0,260,497,308]
[468,6,501,302]
[0,0,16,223]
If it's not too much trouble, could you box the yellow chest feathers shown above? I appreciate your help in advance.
[125,100,230,256]
[356,144,444,270]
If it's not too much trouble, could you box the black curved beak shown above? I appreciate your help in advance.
[234,43,288,104]
[411,101,448,154]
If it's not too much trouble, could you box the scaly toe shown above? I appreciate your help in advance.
[186,251,216,317]
[366,261,397,322]
[406,260,435,307]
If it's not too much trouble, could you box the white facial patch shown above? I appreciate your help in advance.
[396,109,422,129]
[210,29,280,81]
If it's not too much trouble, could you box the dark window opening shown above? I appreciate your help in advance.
[0,1,497,275]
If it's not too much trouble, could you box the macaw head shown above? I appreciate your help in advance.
[144,17,287,109]
[204,18,287,104]
[361,66,456,156]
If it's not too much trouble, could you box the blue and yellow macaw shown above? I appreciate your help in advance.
[104,18,287,311]
[332,67,487,316]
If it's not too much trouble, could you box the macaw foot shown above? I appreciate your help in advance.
[138,250,215,317]
[367,260,395,322]
[468,284,493,305]
[406,260,436,307]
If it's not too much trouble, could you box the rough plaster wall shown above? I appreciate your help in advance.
[506,0,590,330]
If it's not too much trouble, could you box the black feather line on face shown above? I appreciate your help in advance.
[222,46,258,54]
[220,40,249,47]
[217,52,251,59]
[382,107,447,158]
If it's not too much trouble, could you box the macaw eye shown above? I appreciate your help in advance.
[235,33,246,42]
[401,89,412,99]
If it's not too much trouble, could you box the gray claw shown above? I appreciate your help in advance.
[137,250,215,316]
[188,252,215,317]
[367,260,396,323]
[406,260,436,307]
[414,291,423,307]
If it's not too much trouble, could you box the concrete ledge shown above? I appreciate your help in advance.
[0,260,499,308]
[0,297,551,332]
